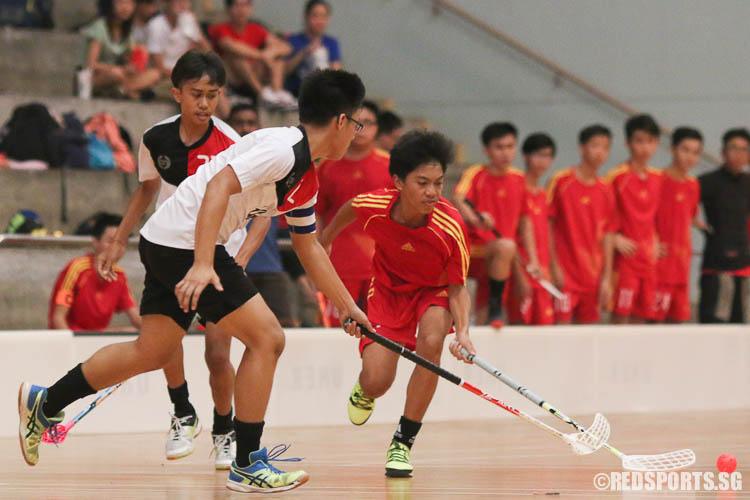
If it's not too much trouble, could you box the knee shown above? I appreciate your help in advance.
[416,333,445,361]
[204,345,231,373]
[256,322,285,359]
[359,372,393,399]
[497,238,516,258]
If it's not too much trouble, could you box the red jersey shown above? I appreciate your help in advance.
[454,164,525,251]
[655,173,700,285]
[519,186,550,284]
[208,22,268,57]
[48,254,135,330]
[317,148,393,280]
[604,163,663,276]
[351,189,469,294]
[548,168,617,293]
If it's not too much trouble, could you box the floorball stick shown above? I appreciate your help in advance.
[42,383,123,444]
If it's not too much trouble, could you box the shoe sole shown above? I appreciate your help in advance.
[347,404,373,426]
[166,420,202,460]
[17,382,35,467]
[385,467,412,478]
[226,472,310,493]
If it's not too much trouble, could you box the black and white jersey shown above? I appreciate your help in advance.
[140,126,318,250]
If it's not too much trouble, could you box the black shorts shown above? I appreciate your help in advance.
[139,237,258,330]
[250,272,292,322]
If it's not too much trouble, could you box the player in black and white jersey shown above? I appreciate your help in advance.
[20,69,371,494]
[95,50,267,468]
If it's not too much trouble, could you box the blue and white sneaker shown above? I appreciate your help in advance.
[226,444,309,493]
[18,382,63,466]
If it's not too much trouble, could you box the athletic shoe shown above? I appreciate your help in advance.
[165,413,202,460]
[274,89,298,111]
[347,379,375,425]
[385,439,413,477]
[18,382,63,466]
[226,445,309,493]
[211,430,236,470]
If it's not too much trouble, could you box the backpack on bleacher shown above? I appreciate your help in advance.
[0,102,61,166]
[84,112,135,173]
[60,112,89,169]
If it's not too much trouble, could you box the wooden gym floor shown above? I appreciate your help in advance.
[0,409,747,499]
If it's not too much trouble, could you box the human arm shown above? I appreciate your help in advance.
[447,283,475,363]
[51,305,70,330]
[291,231,372,336]
[598,232,614,309]
[547,218,565,290]
[613,232,637,257]
[125,307,142,329]
[318,199,357,253]
[285,37,320,74]
[518,215,540,278]
[234,216,271,269]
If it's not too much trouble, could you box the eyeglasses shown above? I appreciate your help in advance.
[345,114,364,132]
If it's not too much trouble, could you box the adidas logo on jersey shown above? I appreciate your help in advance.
[401,242,416,252]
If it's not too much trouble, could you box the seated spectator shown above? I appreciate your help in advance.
[48,214,141,331]
[208,0,295,109]
[147,0,211,82]
[131,0,158,46]
[79,0,160,99]
[375,110,404,152]
[285,0,341,97]
[227,103,261,136]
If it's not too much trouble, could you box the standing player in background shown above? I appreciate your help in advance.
[375,109,404,152]
[605,114,663,324]
[454,122,525,326]
[319,130,474,478]
[506,133,556,326]
[654,127,705,323]
[548,125,616,324]
[316,100,393,326]
[95,51,266,469]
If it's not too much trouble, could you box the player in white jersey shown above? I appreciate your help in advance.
[95,50,261,468]
[20,69,371,494]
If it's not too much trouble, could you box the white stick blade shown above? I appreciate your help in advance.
[622,449,696,471]
[569,412,610,455]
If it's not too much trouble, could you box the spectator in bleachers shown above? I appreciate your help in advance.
[453,122,524,327]
[284,0,341,97]
[698,128,750,323]
[131,0,158,46]
[316,100,393,326]
[208,0,295,109]
[80,0,160,99]
[506,133,556,326]
[605,114,662,324]
[147,0,211,84]
[547,125,616,325]
[227,103,260,136]
[48,214,140,331]
[654,127,705,323]
[375,110,404,152]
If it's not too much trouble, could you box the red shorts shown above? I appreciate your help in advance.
[554,290,599,324]
[468,256,489,308]
[359,283,451,356]
[323,277,370,327]
[654,283,690,322]
[612,272,657,320]
[506,286,554,325]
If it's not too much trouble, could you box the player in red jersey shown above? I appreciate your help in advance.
[548,125,616,324]
[654,127,705,322]
[605,114,663,323]
[49,214,139,331]
[507,133,556,325]
[454,122,524,326]
[319,130,474,478]
[316,100,393,325]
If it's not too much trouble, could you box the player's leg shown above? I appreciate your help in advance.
[20,314,184,466]
[204,322,236,470]
[667,284,691,323]
[214,295,308,492]
[162,342,201,460]
[348,339,399,425]
[386,305,452,477]
[485,238,516,325]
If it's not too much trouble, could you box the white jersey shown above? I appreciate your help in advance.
[140,126,318,250]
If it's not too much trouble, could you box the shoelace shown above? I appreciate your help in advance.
[388,443,409,464]
[210,432,234,458]
[350,389,374,410]
[168,414,193,441]
[262,444,304,475]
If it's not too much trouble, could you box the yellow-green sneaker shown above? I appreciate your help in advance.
[226,445,309,493]
[385,439,413,477]
[18,382,64,466]
[347,380,375,425]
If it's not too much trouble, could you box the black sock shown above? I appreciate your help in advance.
[393,415,422,449]
[235,419,265,468]
[42,363,96,419]
[167,382,195,418]
[213,407,234,435]
[488,279,506,317]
